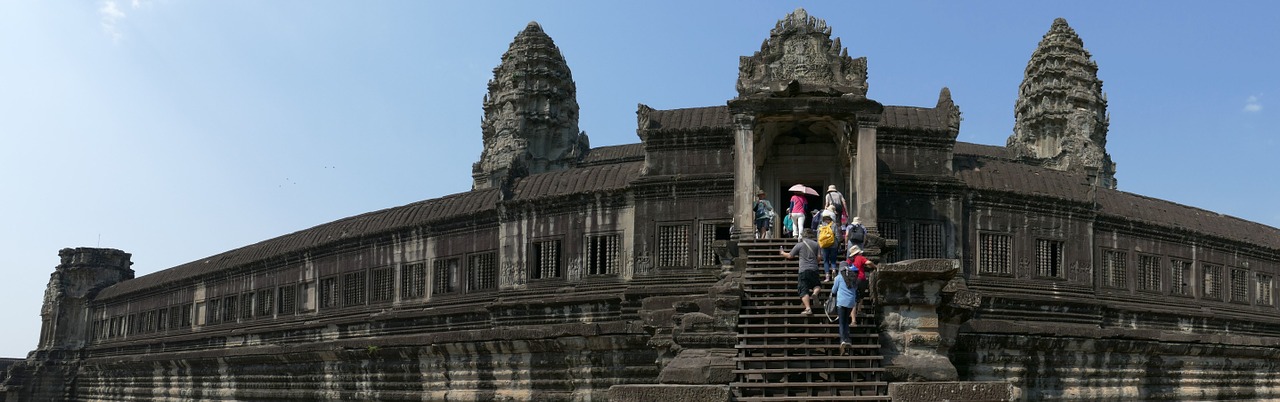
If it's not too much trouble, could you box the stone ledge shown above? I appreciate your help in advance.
[607,384,729,402]
[889,381,1014,402]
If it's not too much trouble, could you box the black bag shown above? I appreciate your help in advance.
[823,286,838,320]
[848,224,866,243]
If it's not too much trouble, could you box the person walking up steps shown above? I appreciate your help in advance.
[833,262,859,353]
[752,190,773,239]
[817,209,839,282]
[780,229,822,315]
[825,185,847,223]
[788,187,807,239]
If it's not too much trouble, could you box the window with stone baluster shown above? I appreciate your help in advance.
[586,234,620,276]
[343,271,367,307]
[1230,268,1249,303]
[278,285,297,315]
[911,222,943,259]
[657,224,689,267]
[1101,250,1128,289]
[531,240,562,279]
[1170,259,1193,296]
[978,233,1011,275]
[1257,273,1274,306]
[400,262,426,300]
[433,257,460,294]
[1137,255,1161,292]
[368,267,393,303]
[257,288,275,318]
[1203,264,1223,300]
[1036,239,1065,278]
[468,252,498,291]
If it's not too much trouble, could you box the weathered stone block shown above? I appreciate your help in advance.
[607,384,730,402]
[889,381,1014,402]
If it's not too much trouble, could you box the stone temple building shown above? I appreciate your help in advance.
[4,9,1280,401]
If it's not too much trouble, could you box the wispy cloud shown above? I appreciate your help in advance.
[99,0,126,43]
[1244,94,1263,113]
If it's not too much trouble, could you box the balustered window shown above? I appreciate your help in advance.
[156,309,168,331]
[586,234,620,276]
[1230,268,1249,303]
[879,221,900,263]
[180,304,193,328]
[257,288,275,318]
[1171,259,1192,296]
[343,271,367,307]
[221,295,238,323]
[911,222,943,259]
[142,310,156,333]
[319,276,339,309]
[700,223,731,266]
[532,240,562,279]
[1203,264,1223,300]
[978,233,1011,275]
[469,253,498,291]
[1101,250,1128,289]
[657,225,689,267]
[1257,273,1274,306]
[433,258,460,294]
[239,292,254,320]
[400,262,426,300]
[1137,255,1161,292]
[1036,239,1065,278]
[369,267,393,303]
[278,285,297,315]
[205,299,220,326]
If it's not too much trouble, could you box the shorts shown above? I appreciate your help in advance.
[797,270,821,297]
[755,218,771,230]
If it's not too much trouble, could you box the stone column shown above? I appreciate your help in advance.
[854,115,879,231]
[732,113,757,237]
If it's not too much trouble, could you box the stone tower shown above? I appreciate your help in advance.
[37,248,133,351]
[472,22,589,190]
[1007,18,1116,189]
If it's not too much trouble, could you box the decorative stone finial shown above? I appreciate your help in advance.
[1007,18,1116,188]
[472,22,590,191]
[736,8,868,98]
[937,87,961,136]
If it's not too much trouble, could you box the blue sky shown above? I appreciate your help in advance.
[0,1,1276,357]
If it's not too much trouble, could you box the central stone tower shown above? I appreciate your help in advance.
[1007,18,1117,189]
[472,22,589,190]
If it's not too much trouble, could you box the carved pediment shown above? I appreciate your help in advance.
[736,8,868,98]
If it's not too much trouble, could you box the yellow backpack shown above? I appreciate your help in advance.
[818,222,835,248]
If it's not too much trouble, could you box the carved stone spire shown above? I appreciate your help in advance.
[1007,18,1116,189]
[472,22,589,190]
[736,8,868,98]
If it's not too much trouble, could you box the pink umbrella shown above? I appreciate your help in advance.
[803,186,819,196]
[788,184,807,193]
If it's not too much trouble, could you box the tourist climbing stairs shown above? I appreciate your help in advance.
[731,239,889,401]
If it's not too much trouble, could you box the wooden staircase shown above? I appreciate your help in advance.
[731,239,889,401]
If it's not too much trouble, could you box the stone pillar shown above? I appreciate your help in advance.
[732,113,757,237]
[854,115,879,231]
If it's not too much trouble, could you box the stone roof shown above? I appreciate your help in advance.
[956,156,1093,202]
[957,151,1280,250]
[576,143,645,166]
[97,188,504,300]
[511,161,643,200]
[1095,190,1280,249]
[953,142,1016,160]
[646,106,732,131]
[645,105,953,133]
[97,157,646,301]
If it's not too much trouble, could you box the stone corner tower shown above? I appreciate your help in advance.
[37,247,133,352]
[472,21,589,191]
[1007,17,1117,189]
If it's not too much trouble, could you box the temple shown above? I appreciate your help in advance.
[3,9,1279,401]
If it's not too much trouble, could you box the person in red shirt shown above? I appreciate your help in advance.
[847,246,877,304]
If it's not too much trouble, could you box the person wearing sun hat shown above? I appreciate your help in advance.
[752,189,774,239]
[824,184,847,223]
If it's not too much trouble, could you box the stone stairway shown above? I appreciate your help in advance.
[731,239,889,401]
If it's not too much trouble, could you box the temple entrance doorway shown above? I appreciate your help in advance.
[754,118,853,238]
